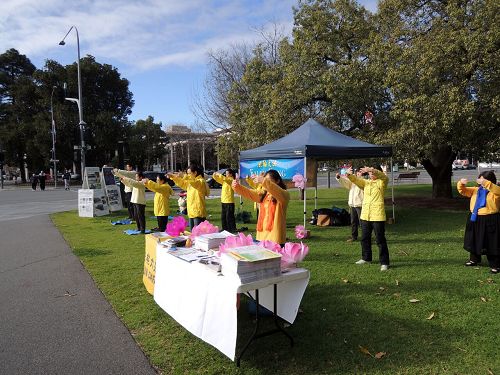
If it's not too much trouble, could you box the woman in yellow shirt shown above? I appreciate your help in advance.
[232,170,289,245]
[143,174,174,232]
[168,164,209,230]
[212,168,236,232]
[347,165,390,271]
[457,171,500,274]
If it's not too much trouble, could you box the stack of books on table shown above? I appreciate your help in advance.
[194,231,236,251]
[160,235,188,249]
[220,245,282,283]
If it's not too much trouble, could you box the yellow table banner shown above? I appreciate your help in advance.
[143,233,172,295]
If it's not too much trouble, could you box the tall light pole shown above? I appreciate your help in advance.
[50,86,57,188]
[59,26,86,179]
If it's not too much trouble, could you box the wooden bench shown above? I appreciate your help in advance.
[395,172,420,183]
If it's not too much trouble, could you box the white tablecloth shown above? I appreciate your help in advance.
[153,245,310,360]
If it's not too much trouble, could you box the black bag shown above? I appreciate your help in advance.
[330,207,350,226]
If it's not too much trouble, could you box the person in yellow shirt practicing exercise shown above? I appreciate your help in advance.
[336,168,364,242]
[168,164,210,230]
[212,168,237,232]
[347,166,390,271]
[457,171,500,274]
[143,174,174,232]
[232,170,290,245]
[114,169,147,233]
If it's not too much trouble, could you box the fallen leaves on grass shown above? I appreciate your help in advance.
[427,312,435,320]
[393,292,401,298]
[487,368,495,375]
[358,345,373,357]
[480,297,489,303]
[375,352,387,359]
[395,279,400,286]
[409,298,420,303]
[341,278,349,283]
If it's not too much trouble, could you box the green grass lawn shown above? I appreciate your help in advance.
[51,185,500,375]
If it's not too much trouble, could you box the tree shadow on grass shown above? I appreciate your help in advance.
[235,280,470,374]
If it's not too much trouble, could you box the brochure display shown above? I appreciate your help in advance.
[78,189,110,217]
[82,167,102,189]
[101,167,122,212]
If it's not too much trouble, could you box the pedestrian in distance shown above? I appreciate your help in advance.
[212,168,237,233]
[39,170,46,191]
[168,164,210,230]
[346,166,390,271]
[232,170,290,245]
[336,168,364,242]
[31,173,38,191]
[457,171,500,274]
[143,174,174,232]
[63,169,71,190]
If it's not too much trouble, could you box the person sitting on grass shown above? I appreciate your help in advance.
[143,174,174,232]
[346,165,390,271]
[114,169,147,234]
[457,171,500,274]
[212,168,237,233]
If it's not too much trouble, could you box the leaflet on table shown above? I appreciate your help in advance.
[166,247,210,262]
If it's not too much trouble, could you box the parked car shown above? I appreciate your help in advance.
[452,159,469,170]
[206,168,228,189]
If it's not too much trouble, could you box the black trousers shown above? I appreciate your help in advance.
[189,217,206,230]
[125,192,133,219]
[350,206,361,240]
[134,203,146,232]
[221,203,236,232]
[157,216,169,232]
[360,220,390,265]
[470,253,499,268]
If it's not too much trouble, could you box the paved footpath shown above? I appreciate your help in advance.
[0,189,157,374]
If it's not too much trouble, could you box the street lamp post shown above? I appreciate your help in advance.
[59,26,86,179]
[50,86,57,188]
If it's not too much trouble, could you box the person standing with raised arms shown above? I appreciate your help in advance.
[232,170,290,245]
[168,164,209,230]
[346,165,390,271]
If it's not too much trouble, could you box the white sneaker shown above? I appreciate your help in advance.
[355,259,370,265]
[380,265,389,271]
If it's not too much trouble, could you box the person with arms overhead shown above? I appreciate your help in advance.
[212,168,237,232]
[232,170,289,245]
[114,169,147,234]
[346,165,390,271]
[143,174,174,232]
[336,168,364,242]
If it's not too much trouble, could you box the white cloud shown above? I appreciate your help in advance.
[0,0,297,72]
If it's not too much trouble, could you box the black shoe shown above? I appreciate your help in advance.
[465,261,478,267]
[490,268,499,274]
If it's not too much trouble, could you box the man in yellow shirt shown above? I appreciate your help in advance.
[212,168,237,232]
[347,166,390,271]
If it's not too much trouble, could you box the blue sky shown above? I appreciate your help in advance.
[1,0,378,128]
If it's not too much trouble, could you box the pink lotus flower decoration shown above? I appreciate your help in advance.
[292,173,306,190]
[295,225,308,239]
[190,220,219,239]
[166,216,188,236]
[280,242,309,269]
[259,239,309,270]
[217,232,254,256]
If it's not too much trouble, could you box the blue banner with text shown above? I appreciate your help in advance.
[239,158,305,179]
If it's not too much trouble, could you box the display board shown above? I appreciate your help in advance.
[101,167,122,212]
[82,167,102,189]
[78,189,110,217]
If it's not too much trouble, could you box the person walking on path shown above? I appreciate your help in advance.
[457,171,500,274]
[212,168,237,232]
[63,169,71,190]
[115,169,147,233]
[121,163,136,220]
[31,173,38,191]
[346,166,390,271]
[39,170,46,191]
[143,174,174,232]
[168,164,210,230]
[232,170,290,245]
[336,168,364,242]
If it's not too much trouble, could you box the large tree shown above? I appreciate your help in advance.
[127,116,166,171]
[372,0,500,197]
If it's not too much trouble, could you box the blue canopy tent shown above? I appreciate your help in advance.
[239,118,394,226]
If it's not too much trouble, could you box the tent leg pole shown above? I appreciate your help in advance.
[303,159,307,228]
[314,186,317,210]
[391,157,395,223]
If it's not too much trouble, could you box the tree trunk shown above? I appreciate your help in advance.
[421,145,455,199]
[299,188,305,200]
